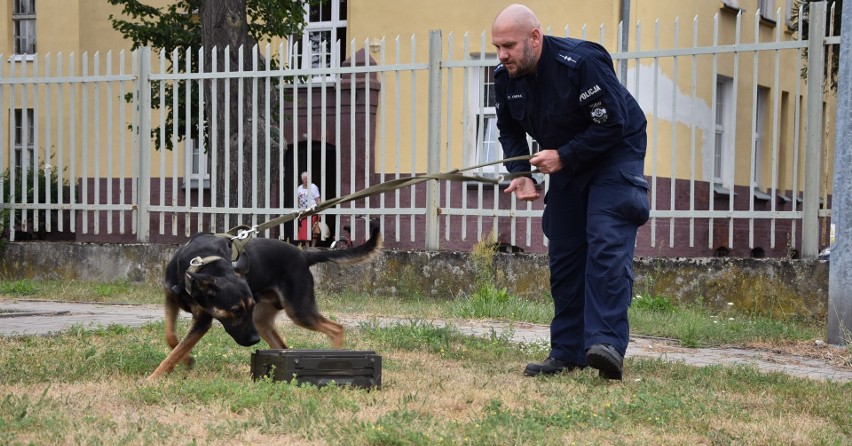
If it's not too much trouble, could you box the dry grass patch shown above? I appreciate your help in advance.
[1,318,850,445]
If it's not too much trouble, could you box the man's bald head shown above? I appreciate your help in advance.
[492,4,541,34]
[492,4,543,78]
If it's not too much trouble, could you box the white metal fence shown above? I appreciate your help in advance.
[0,3,841,257]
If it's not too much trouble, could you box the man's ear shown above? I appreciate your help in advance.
[530,28,543,47]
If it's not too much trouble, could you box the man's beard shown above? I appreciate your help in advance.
[509,41,537,78]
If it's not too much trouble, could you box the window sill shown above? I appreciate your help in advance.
[713,183,736,196]
[720,1,745,13]
[752,189,772,201]
[183,178,211,190]
[777,194,803,205]
[7,54,36,63]
[759,16,778,27]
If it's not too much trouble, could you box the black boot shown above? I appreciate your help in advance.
[586,344,624,380]
[524,357,583,376]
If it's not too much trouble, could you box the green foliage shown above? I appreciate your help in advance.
[92,281,133,298]
[629,301,822,348]
[105,0,324,150]
[791,0,843,91]
[0,279,40,296]
[631,293,676,313]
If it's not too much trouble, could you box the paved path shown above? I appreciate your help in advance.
[2,299,850,383]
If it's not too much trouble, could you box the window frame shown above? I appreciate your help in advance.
[184,137,210,190]
[467,59,507,177]
[720,0,745,12]
[752,87,770,189]
[713,76,735,189]
[785,0,796,30]
[289,0,348,78]
[13,108,35,169]
[12,0,37,55]
[758,0,777,23]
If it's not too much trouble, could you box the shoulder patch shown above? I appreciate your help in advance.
[555,52,581,68]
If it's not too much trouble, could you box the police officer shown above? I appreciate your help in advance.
[492,4,649,380]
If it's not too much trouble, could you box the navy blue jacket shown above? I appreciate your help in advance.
[494,35,647,189]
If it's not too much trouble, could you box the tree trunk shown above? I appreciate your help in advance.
[200,0,282,231]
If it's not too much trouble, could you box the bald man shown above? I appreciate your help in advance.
[492,4,649,380]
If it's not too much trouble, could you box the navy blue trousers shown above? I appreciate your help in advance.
[542,160,649,365]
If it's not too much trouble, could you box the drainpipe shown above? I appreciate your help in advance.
[619,0,631,84]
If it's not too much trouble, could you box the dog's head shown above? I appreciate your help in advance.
[185,257,260,347]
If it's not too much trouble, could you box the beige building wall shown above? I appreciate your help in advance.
[2,0,175,179]
[347,0,821,195]
[347,0,621,174]
[615,0,832,195]
[2,0,833,195]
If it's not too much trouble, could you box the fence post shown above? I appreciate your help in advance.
[135,47,152,243]
[803,1,827,258]
[425,30,442,250]
[828,0,851,346]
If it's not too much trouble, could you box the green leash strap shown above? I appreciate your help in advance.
[226,154,538,237]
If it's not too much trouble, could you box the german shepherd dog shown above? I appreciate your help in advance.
[147,226,382,380]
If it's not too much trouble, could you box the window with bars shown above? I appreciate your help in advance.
[13,109,35,169]
[13,0,36,55]
[289,0,347,72]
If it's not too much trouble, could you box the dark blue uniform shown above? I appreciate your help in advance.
[495,35,649,365]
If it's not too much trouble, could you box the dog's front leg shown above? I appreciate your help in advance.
[147,315,212,380]
[253,297,288,349]
[164,293,197,369]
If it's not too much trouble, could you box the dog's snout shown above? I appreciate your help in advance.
[237,333,261,347]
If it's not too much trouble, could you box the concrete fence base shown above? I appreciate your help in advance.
[0,242,829,319]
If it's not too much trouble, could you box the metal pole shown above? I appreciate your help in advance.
[425,30,442,250]
[803,1,827,258]
[828,0,852,346]
[135,47,151,243]
[619,0,631,83]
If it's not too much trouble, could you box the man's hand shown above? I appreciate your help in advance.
[530,149,563,175]
[504,177,540,201]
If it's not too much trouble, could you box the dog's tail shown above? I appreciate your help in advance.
[304,226,383,266]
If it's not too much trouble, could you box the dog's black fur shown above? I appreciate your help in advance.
[148,226,382,379]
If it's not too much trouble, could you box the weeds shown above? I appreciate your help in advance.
[450,234,550,322]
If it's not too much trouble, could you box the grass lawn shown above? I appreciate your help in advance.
[0,278,850,445]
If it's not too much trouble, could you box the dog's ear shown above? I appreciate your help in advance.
[185,271,216,301]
